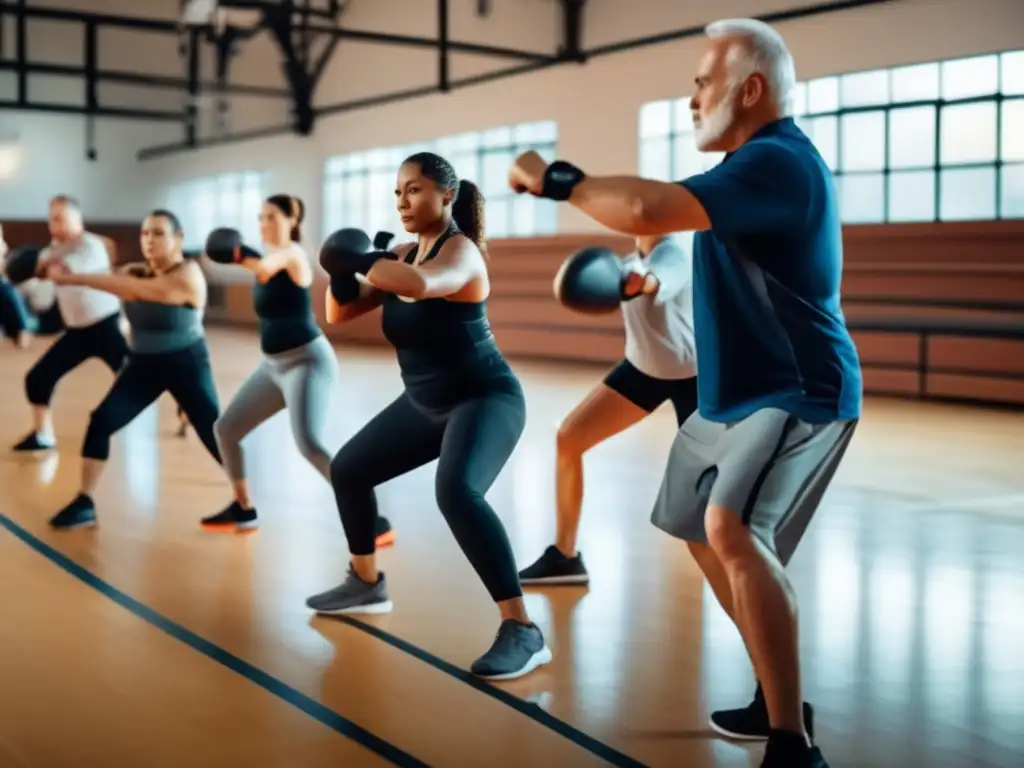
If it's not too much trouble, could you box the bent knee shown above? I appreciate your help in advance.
[329,448,367,488]
[434,477,482,516]
[212,413,242,445]
[703,504,754,561]
[25,369,52,403]
[294,433,329,465]
[556,419,589,456]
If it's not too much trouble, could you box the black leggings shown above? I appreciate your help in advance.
[82,340,222,463]
[330,386,526,603]
[25,313,128,406]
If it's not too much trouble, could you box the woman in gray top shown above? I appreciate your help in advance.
[44,209,227,530]
[518,234,698,585]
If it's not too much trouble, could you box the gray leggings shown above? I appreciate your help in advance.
[214,335,338,481]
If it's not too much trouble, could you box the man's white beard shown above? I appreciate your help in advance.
[694,85,739,151]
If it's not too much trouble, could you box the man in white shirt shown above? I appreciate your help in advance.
[12,196,128,453]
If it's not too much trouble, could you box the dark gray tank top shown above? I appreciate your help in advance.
[123,300,204,354]
[122,263,204,353]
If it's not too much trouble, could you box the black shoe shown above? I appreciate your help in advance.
[13,432,55,452]
[200,501,258,533]
[49,494,97,530]
[518,545,589,585]
[470,620,553,681]
[709,683,815,741]
[760,730,828,767]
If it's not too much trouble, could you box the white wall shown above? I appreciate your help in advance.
[3,0,1024,230]
[0,0,277,221]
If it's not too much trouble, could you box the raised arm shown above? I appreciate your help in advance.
[256,244,314,287]
[49,260,204,306]
[364,236,484,300]
[39,234,113,276]
[325,281,384,323]
[321,238,412,324]
[508,146,812,237]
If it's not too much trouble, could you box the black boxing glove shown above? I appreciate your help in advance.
[372,231,395,251]
[539,160,587,201]
[205,228,263,265]
[329,273,361,304]
[319,228,399,277]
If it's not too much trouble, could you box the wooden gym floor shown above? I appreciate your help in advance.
[1,326,1022,768]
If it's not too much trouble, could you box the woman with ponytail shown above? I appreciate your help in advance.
[309,152,552,682]
[200,194,395,548]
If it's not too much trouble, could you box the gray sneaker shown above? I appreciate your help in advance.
[470,620,552,681]
[306,566,394,615]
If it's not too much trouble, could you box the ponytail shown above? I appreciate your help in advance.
[452,179,486,255]
[289,196,305,243]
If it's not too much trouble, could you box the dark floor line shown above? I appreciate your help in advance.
[330,615,649,768]
[0,512,429,768]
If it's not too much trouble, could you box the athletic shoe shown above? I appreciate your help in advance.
[375,515,396,549]
[200,501,259,533]
[710,683,815,741]
[470,619,552,680]
[306,565,393,615]
[760,731,828,767]
[517,545,589,585]
[12,432,55,452]
[49,494,97,530]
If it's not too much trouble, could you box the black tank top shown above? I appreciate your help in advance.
[380,224,518,411]
[252,264,321,355]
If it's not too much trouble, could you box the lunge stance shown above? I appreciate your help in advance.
[10,197,126,452]
[506,18,861,768]
[199,195,394,546]
[45,210,225,529]
[311,152,551,681]
[518,235,698,585]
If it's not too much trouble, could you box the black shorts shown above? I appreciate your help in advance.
[603,359,698,427]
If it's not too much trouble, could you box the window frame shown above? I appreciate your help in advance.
[638,49,1024,224]
[323,121,559,240]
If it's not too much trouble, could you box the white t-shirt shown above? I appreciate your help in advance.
[620,237,697,381]
[39,232,121,328]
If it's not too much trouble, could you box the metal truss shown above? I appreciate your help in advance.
[0,0,899,161]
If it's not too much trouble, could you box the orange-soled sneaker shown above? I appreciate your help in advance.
[374,515,396,549]
[201,501,259,533]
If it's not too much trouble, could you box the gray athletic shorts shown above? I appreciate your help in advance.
[651,408,857,565]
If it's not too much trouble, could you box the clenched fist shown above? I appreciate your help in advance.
[508,150,549,196]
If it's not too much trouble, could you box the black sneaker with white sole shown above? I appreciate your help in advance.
[710,683,815,741]
[49,494,98,530]
[470,619,552,681]
[12,432,56,452]
[518,545,589,585]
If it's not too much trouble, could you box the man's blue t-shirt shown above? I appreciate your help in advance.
[678,117,862,424]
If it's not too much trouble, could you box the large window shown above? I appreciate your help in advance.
[323,120,559,240]
[638,49,1024,223]
[166,171,267,250]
